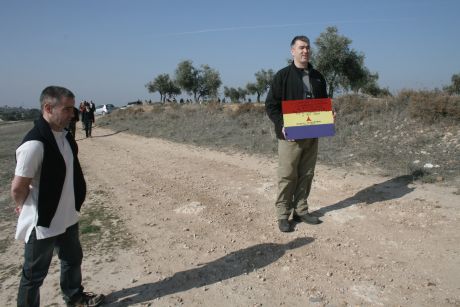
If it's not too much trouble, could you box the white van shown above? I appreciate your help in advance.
[94,104,115,115]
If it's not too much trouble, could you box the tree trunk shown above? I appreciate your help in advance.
[327,74,337,98]
[328,84,334,98]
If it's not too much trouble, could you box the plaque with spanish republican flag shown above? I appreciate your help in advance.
[282,98,335,139]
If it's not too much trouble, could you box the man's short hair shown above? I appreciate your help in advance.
[40,86,75,110]
[290,35,310,47]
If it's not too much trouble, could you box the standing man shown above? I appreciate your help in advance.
[89,100,96,113]
[81,102,95,138]
[11,86,104,306]
[79,101,86,130]
[265,36,328,232]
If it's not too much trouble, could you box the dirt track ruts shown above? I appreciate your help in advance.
[2,126,459,306]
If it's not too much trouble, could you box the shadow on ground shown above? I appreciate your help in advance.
[312,175,415,217]
[75,129,128,141]
[105,237,314,306]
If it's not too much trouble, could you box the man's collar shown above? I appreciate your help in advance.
[292,62,312,71]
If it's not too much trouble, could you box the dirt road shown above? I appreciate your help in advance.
[2,127,459,306]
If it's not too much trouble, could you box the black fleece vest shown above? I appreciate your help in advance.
[19,116,86,227]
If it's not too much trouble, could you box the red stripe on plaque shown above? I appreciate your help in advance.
[282,98,332,114]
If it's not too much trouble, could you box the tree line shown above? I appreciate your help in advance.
[146,26,460,103]
[0,106,41,121]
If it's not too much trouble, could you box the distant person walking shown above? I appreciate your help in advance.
[79,101,86,129]
[265,35,328,232]
[89,100,96,113]
[81,102,95,138]
[11,86,104,306]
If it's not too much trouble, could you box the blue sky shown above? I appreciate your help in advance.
[1,0,459,107]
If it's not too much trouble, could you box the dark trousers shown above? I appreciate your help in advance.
[84,120,92,137]
[17,223,84,307]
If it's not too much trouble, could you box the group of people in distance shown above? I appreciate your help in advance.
[66,100,96,139]
[10,35,328,306]
[79,101,96,138]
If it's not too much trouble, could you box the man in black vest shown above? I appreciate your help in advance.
[265,36,328,232]
[11,86,104,306]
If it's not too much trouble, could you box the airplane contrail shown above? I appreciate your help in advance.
[159,18,415,37]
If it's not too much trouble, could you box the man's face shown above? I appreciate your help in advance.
[46,97,75,131]
[291,39,310,68]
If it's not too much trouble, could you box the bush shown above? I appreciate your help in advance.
[97,97,459,185]
[225,103,265,118]
[334,94,401,125]
[397,90,460,123]
[205,101,223,113]
[0,107,41,121]
[336,91,460,125]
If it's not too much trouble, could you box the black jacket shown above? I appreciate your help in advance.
[265,62,328,139]
[81,109,94,123]
[20,116,87,227]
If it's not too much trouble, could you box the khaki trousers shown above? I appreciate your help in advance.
[275,138,318,220]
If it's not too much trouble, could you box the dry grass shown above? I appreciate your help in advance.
[98,93,460,187]
[99,103,277,154]
[321,92,459,183]
[0,121,33,254]
[401,90,460,122]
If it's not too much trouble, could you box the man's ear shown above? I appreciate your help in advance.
[43,103,52,115]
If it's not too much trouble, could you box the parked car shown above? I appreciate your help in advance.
[94,104,115,115]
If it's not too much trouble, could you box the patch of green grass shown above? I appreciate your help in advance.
[80,224,101,234]
[79,191,133,254]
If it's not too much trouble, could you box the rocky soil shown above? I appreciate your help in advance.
[1,127,459,306]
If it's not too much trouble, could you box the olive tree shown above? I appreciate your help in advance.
[145,74,181,102]
[314,26,379,97]
[444,73,460,95]
[246,69,274,102]
[175,60,222,102]
[224,86,248,103]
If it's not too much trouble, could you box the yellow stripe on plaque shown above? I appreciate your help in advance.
[283,111,334,127]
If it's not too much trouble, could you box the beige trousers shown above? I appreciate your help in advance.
[275,138,318,220]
